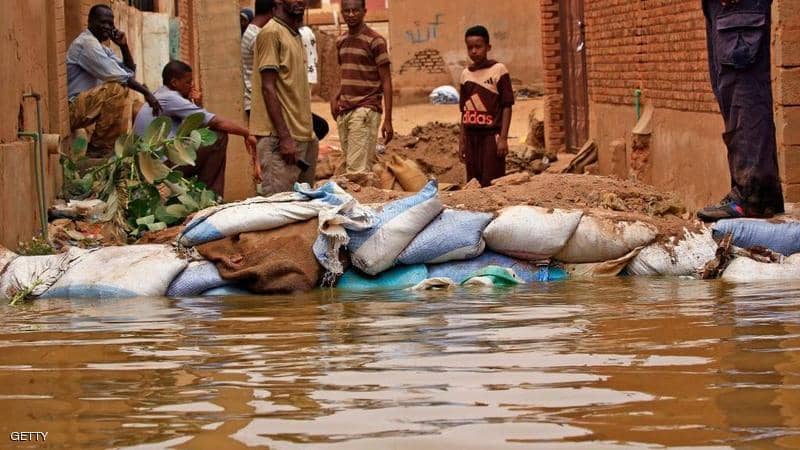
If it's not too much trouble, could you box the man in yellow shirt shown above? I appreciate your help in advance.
[249,0,317,195]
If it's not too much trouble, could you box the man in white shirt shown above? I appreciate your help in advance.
[241,0,275,116]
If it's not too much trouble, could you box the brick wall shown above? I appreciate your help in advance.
[540,0,565,153]
[775,0,800,201]
[585,0,716,113]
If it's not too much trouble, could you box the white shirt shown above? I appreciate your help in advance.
[241,23,261,111]
[299,26,318,85]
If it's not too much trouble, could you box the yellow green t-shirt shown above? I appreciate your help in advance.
[249,17,313,142]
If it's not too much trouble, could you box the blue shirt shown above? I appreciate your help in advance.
[133,86,216,138]
[66,30,135,99]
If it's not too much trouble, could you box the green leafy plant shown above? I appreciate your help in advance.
[62,113,219,237]
[16,237,55,256]
[8,279,43,306]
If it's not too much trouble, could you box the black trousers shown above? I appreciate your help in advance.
[703,0,784,211]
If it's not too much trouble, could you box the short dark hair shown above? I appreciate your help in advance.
[465,25,490,44]
[341,0,367,9]
[255,0,276,15]
[88,4,112,20]
[162,60,193,86]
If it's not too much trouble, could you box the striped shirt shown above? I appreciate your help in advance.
[336,25,390,114]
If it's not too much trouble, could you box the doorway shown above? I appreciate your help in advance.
[559,0,589,153]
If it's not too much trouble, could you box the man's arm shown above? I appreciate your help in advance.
[126,79,162,116]
[208,116,260,182]
[260,69,297,164]
[497,106,512,158]
[110,30,136,72]
[378,64,394,144]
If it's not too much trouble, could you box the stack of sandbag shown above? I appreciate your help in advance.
[198,219,323,294]
[626,227,718,277]
[347,180,443,275]
[0,247,84,299]
[41,245,188,298]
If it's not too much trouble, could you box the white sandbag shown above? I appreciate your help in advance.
[167,261,229,297]
[408,277,457,291]
[555,216,657,263]
[179,192,332,247]
[483,206,583,260]
[0,246,16,275]
[626,227,718,277]
[722,254,800,282]
[564,247,643,279]
[348,181,443,275]
[42,245,188,298]
[0,248,85,299]
[397,209,494,265]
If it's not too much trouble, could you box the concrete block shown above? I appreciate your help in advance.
[780,145,800,185]
[776,67,800,106]
[142,13,171,90]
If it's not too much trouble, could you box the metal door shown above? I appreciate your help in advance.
[559,0,589,153]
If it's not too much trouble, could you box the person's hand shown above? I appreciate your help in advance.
[189,88,203,106]
[245,135,262,182]
[381,119,394,145]
[146,93,162,116]
[496,136,509,158]
[278,135,298,166]
[111,29,127,47]
[329,98,339,119]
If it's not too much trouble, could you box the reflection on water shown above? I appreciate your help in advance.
[1,279,800,449]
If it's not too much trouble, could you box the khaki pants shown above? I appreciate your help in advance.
[69,82,135,157]
[337,107,381,174]
[257,136,319,196]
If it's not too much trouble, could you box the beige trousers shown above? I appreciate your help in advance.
[69,82,135,157]
[337,107,381,174]
[257,136,319,196]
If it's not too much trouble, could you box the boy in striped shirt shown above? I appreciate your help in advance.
[331,0,394,176]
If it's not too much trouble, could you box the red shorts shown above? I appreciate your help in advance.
[464,129,505,187]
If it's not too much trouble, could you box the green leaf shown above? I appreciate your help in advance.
[176,112,206,138]
[114,133,137,158]
[154,206,179,225]
[136,215,156,226]
[189,130,203,148]
[165,203,190,218]
[199,189,218,209]
[166,171,183,183]
[146,222,168,232]
[143,116,172,147]
[196,128,217,146]
[164,180,188,196]
[166,139,197,167]
[137,153,171,183]
[178,194,199,211]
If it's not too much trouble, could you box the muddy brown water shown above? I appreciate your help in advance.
[2,279,800,449]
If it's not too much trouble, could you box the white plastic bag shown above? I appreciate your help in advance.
[483,206,583,260]
[555,216,657,263]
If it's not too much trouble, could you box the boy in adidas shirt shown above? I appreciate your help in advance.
[459,25,515,187]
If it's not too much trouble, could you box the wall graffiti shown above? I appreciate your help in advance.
[399,48,448,75]
[404,13,444,44]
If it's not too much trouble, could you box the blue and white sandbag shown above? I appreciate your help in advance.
[428,250,568,284]
[397,209,494,265]
[41,245,188,299]
[713,218,800,256]
[347,180,443,275]
[337,265,429,291]
[167,261,230,297]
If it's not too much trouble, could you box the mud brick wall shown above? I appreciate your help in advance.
[540,0,565,153]
[399,49,448,75]
[775,0,800,201]
[584,1,717,112]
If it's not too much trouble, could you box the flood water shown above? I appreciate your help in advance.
[1,279,800,449]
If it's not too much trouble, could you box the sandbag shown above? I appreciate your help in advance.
[167,261,230,297]
[348,181,443,275]
[397,209,494,265]
[374,163,397,190]
[42,245,188,298]
[408,277,456,291]
[179,193,332,247]
[626,228,717,277]
[483,206,583,260]
[0,246,17,277]
[564,247,643,279]
[337,264,428,291]
[462,266,522,287]
[429,85,460,105]
[0,248,85,299]
[428,250,568,284]
[713,219,800,256]
[555,216,657,263]
[198,219,322,294]
[722,254,800,282]
[387,155,428,192]
[201,286,254,296]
